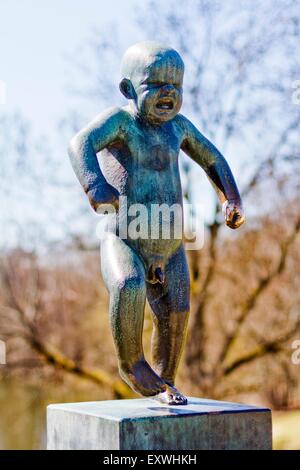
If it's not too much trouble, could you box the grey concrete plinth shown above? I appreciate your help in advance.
[47,397,272,450]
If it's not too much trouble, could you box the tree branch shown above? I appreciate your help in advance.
[242,116,300,198]
[28,335,132,399]
[223,318,300,376]
[219,216,300,367]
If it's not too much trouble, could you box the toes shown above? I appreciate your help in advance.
[169,395,187,405]
[162,384,188,405]
[153,389,188,406]
[175,395,188,405]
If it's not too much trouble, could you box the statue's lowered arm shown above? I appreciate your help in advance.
[180,116,245,229]
[68,108,123,211]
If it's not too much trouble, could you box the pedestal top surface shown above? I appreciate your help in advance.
[48,397,270,422]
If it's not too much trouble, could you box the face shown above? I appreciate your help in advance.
[133,56,183,124]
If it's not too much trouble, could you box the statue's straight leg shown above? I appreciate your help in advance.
[100,233,166,397]
[146,243,190,404]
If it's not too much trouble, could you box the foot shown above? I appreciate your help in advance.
[153,382,188,405]
[120,359,167,397]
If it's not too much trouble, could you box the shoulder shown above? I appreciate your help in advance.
[174,113,195,133]
[71,107,131,146]
[87,106,130,132]
[172,113,197,139]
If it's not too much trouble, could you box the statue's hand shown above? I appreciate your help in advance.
[87,183,119,213]
[222,200,245,229]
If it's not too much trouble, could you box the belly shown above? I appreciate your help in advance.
[119,193,183,283]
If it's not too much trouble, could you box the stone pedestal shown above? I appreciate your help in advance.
[47,397,272,450]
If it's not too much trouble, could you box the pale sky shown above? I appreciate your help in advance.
[0,0,144,248]
[0,0,137,131]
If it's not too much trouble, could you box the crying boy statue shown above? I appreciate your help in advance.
[69,41,245,405]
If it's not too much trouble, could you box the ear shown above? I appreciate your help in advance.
[119,78,136,100]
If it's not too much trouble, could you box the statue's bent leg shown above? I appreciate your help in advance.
[146,243,190,405]
[100,234,166,397]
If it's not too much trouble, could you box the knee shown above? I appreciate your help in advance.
[116,274,146,297]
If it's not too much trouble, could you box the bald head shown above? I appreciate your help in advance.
[121,41,184,85]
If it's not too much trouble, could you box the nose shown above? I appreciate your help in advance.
[161,84,175,96]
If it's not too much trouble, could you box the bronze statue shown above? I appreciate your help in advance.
[69,41,245,405]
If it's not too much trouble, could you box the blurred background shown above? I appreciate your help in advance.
[1,0,300,450]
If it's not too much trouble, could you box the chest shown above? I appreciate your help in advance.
[129,126,181,171]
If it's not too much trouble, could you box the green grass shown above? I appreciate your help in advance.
[273,410,300,450]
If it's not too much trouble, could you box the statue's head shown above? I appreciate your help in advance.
[119,41,184,124]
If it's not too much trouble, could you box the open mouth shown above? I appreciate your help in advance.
[155,98,174,110]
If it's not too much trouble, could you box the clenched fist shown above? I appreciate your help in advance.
[222,200,245,229]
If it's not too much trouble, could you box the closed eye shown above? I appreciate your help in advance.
[146,82,166,87]
[143,81,181,88]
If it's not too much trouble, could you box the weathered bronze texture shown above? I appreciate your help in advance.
[69,42,245,405]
